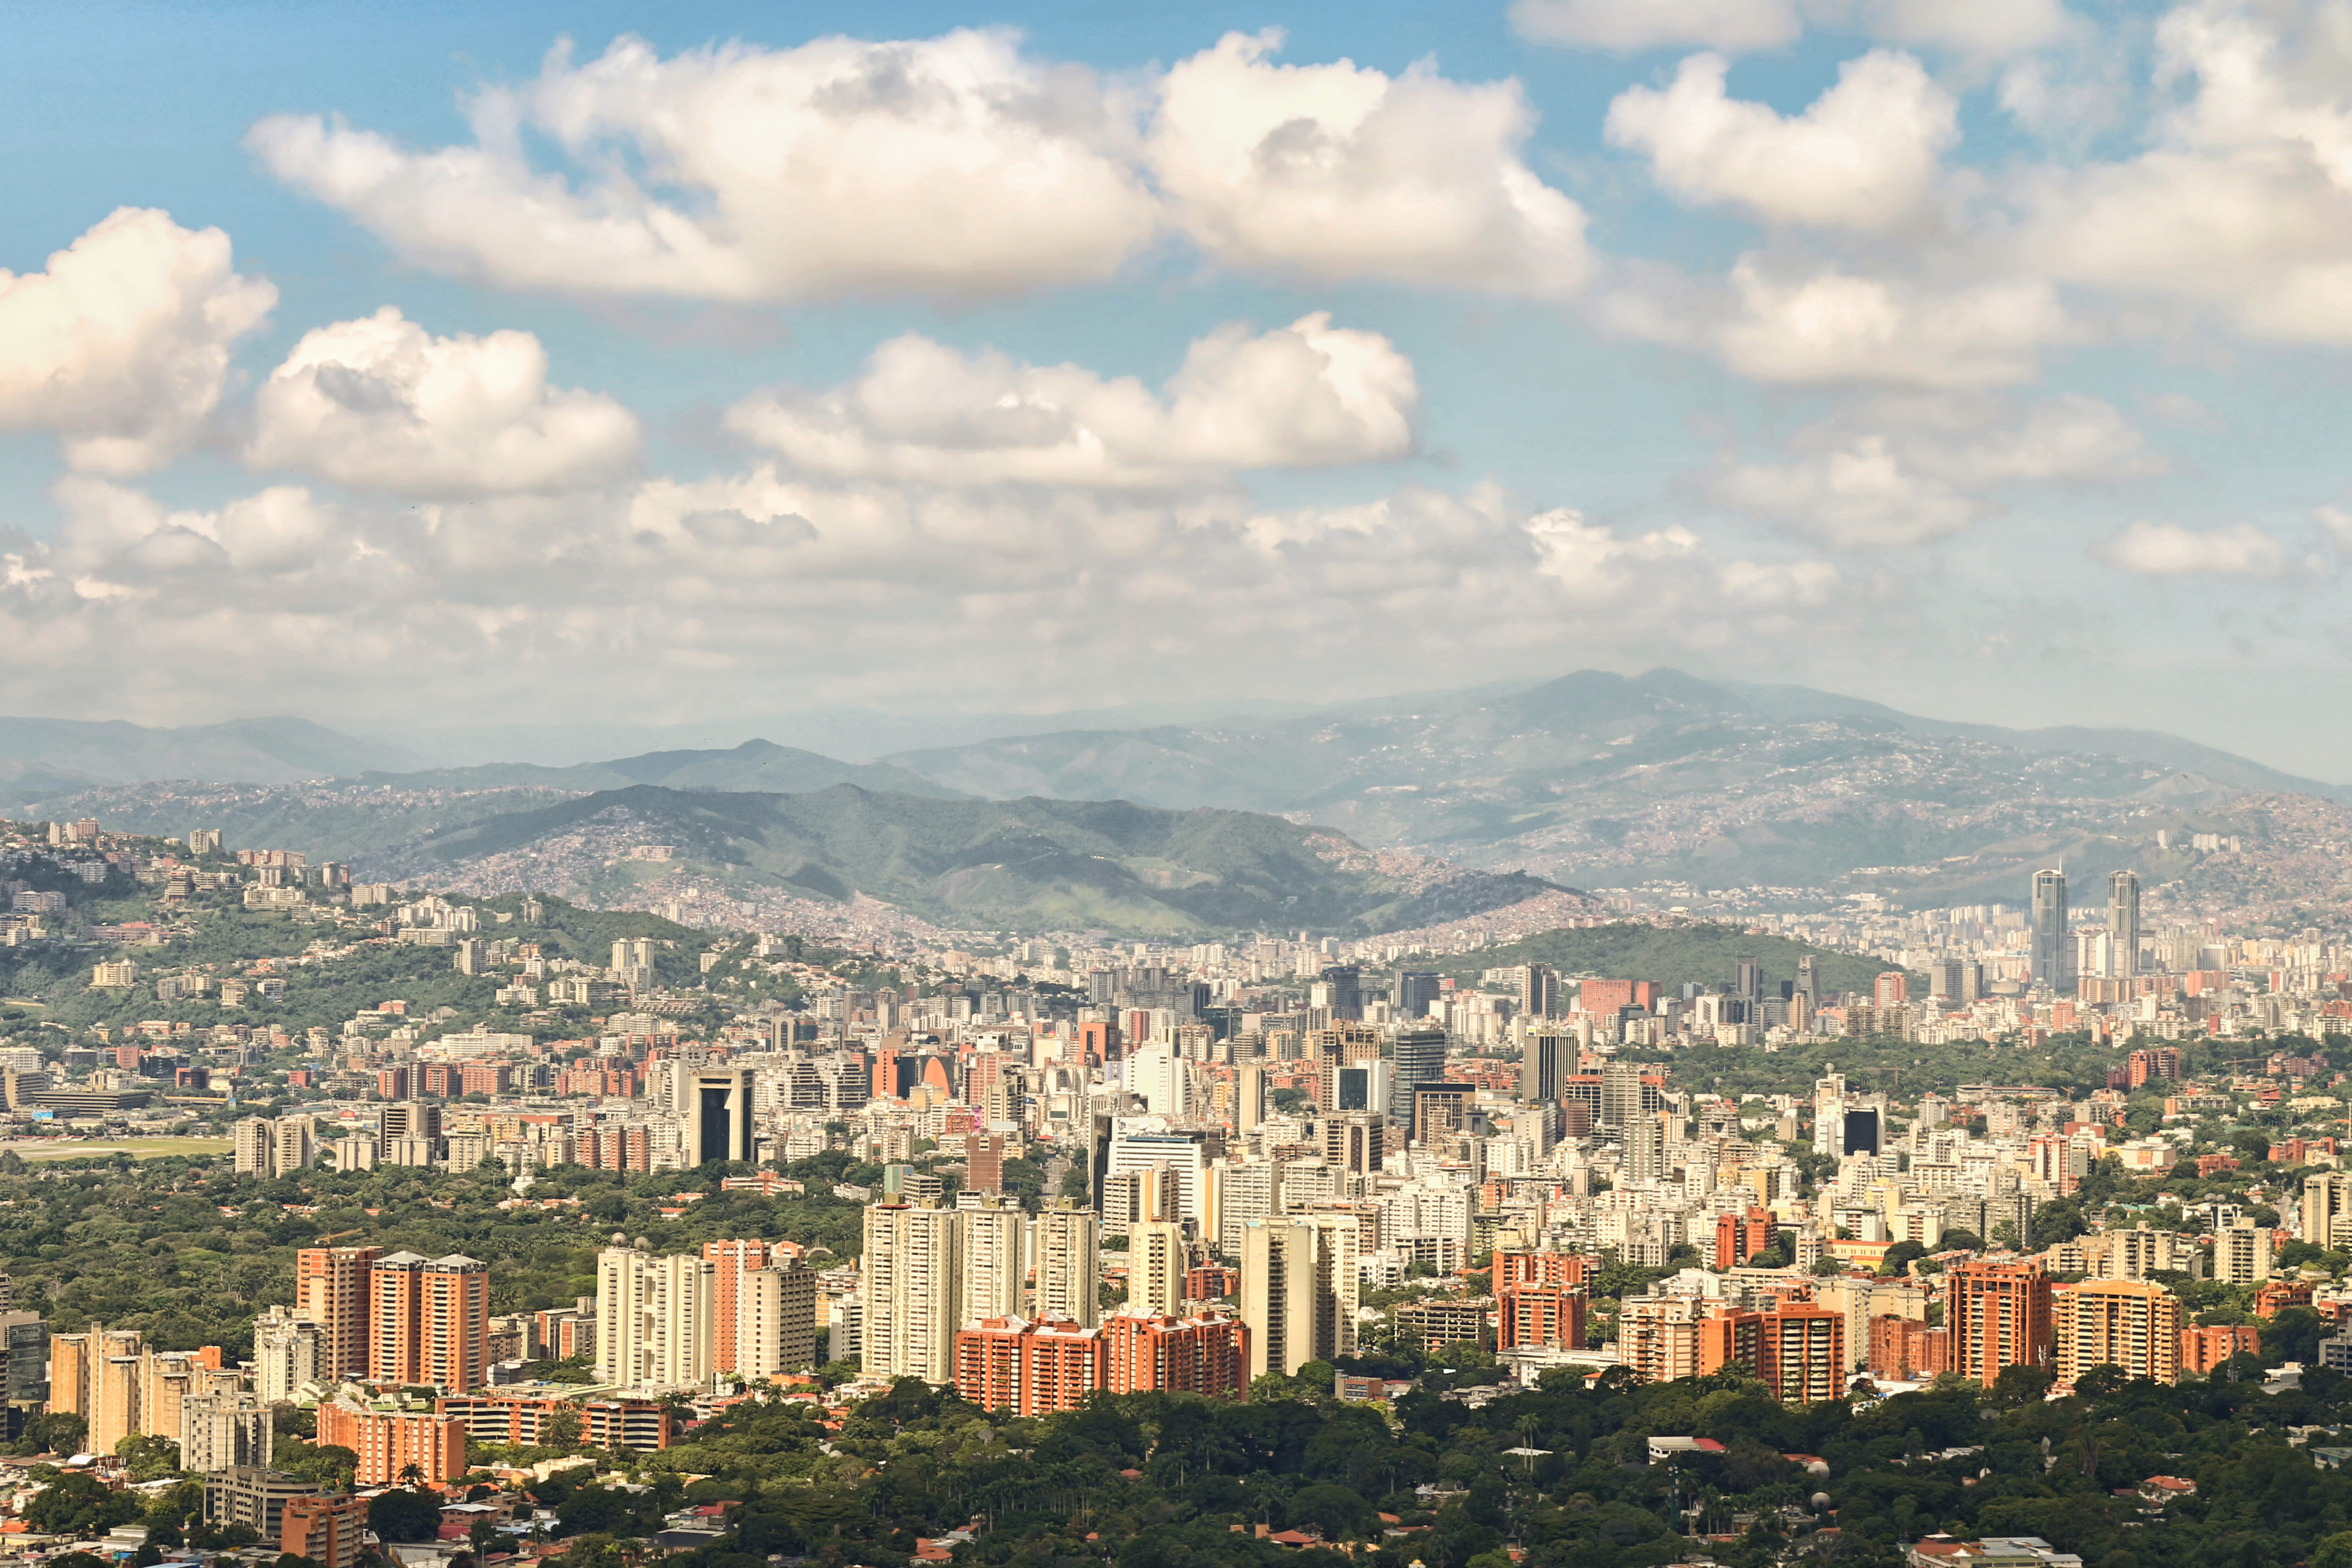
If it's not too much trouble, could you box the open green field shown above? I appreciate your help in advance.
[0,1137,231,1161]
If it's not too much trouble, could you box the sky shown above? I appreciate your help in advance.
[8,0,2352,774]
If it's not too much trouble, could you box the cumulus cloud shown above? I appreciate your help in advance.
[723,314,1418,488]
[2016,0,2352,340]
[1606,50,1957,229]
[250,28,1593,303]
[1148,31,1592,294]
[249,30,1159,303]
[1713,259,2065,387]
[4,466,1839,723]
[247,307,641,495]
[1711,434,1979,548]
[1511,0,1803,52]
[0,208,275,474]
[2092,519,2287,576]
[1849,0,2075,57]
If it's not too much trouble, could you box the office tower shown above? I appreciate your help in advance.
[1947,1259,2052,1386]
[1625,1117,1666,1184]
[368,1253,489,1392]
[1102,1129,1209,1228]
[1031,1202,1101,1328]
[862,1205,960,1385]
[701,1240,771,1374]
[2217,1220,2274,1284]
[2031,869,2072,994]
[1241,1219,1322,1379]
[252,1306,320,1403]
[2107,871,2140,980]
[1130,1221,1187,1317]
[296,1246,382,1380]
[2057,1280,2180,1384]
[1796,955,1818,1005]
[1520,963,1558,1020]
[1319,1112,1384,1179]
[1318,965,1363,1021]
[1333,1060,1390,1116]
[688,1068,757,1165]
[960,1203,1026,1324]
[596,1247,715,1388]
[1735,957,1762,1001]
[1599,1061,1644,1132]
[735,1259,818,1377]
[1389,1028,1448,1131]
[1520,1028,1563,1104]
[1394,971,1443,1022]
[1128,1045,1190,1119]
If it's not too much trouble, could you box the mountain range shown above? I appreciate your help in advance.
[3,669,2343,931]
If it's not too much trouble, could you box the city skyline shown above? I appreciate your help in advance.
[8,3,2352,774]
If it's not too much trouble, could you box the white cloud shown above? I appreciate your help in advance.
[1510,0,1802,53]
[250,28,1594,304]
[0,208,275,475]
[248,307,641,496]
[1712,433,1979,547]
[2092,519,2287,576]
[249,30,1159,303]
[1712,259,2065,387]
[1149,31,1592,294]
[723,314,1418,488]
[2016,0,2352,341]
[1851,0,2075,57]
[1606,50,1956,230]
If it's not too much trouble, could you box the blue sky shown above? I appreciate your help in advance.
[4,0,2352,776]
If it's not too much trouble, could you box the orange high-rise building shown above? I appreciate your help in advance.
[1714,1209,1776,1270]
[368,1253,489,1392]
[297,1245,383,1380]
[1100,1311,1249,1398]
[2180,1323,2259,1374]
[1496,1284,1588,1351]
[316,1397,467,1485]
[1867,1313,1951,1380]
[701,1240,770,1374]
[1754,1302,1845,1403]
[953,1316,1107,1416]
[1493,1250,1595,1290]
[280,1494,368,1568]
[1947,1259,2052,1386]
[2056,1280,2180,1385]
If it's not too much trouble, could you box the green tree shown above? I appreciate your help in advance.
[367,1489,445,1544]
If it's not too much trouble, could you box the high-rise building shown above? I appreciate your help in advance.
[1235,1064,1266,1132]
[701,1240,771,1374]
[1130,1222,1187,1318]
[1496,1284,1586,1351]
[862,1204,959,1385]
[368,1254,489,1392]
[1735,957,1763,1001]
[1031,1202,1100,1328]
[1599,1061,1645,1133]
[1947,1259,2053,1386]
[2031,869,2073,994]
[1389,1028,1448,1132]
[1625,1117,1666,1184]
[1100,1310,1249,1398]
[1520,1028,1563,1105]
[1795,955,1818,1005]
[295,1247,382,1381]
[2107,871,2141,980]
[2217,1220,2274,1284]
[180,1392,274,1474]
[1394,971,1443,1023]
[1520,963,1558,1020]
[2306,1172,2352,1253]
[1753,1303,1846,1404]
[960,1202,1026,1325]
[735,1259,818,1377]
[2056,1280,2180,1384]
[252,1306,321,1404]
[1304,1213,1360,1361]
[1241,1218,1322,1379]
[1318,1112,1384,1179]
[953,1316,1105,1416]
[595,1247,715,1389]
[233,1117,276,1177]
[688,1068,757,1165]
[1317,965,1363,1021]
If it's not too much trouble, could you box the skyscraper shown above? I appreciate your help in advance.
[1599,1060,1645,1132]
[1520,1027,1563,1104]
[1129,1221,1186,1317]
[596,1247,715,1388]
[1394,971,1443,1022]
[2057,1279,2179,1384]
[735,1259,818,1377]
[2107,870,2141,980]
[1240,1218,1321,1379]
[1031,1202,1101,1328]
[960,1202,1026,1324]
[367,1253,489,1392]
[861,1204,959,1385]
[296,1245,382,1380]
[688,1068,757,1165]
[1795,955,1818,1006]
[1389,1028,1448,1132]
[1948,1258,2052,1386]
[2031,869,2073,994]
[1520,963,1558,1020]
[701,1240,770,1373]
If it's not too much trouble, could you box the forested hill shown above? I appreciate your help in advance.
[1435,921,1904,999]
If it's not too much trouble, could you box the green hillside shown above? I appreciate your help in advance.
[409,784,1563,937]
[1435,921,1904,1000]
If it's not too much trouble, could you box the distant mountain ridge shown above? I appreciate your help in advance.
[353,738,966,799]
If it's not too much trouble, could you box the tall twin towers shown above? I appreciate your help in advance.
[2030,867,2139,995]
